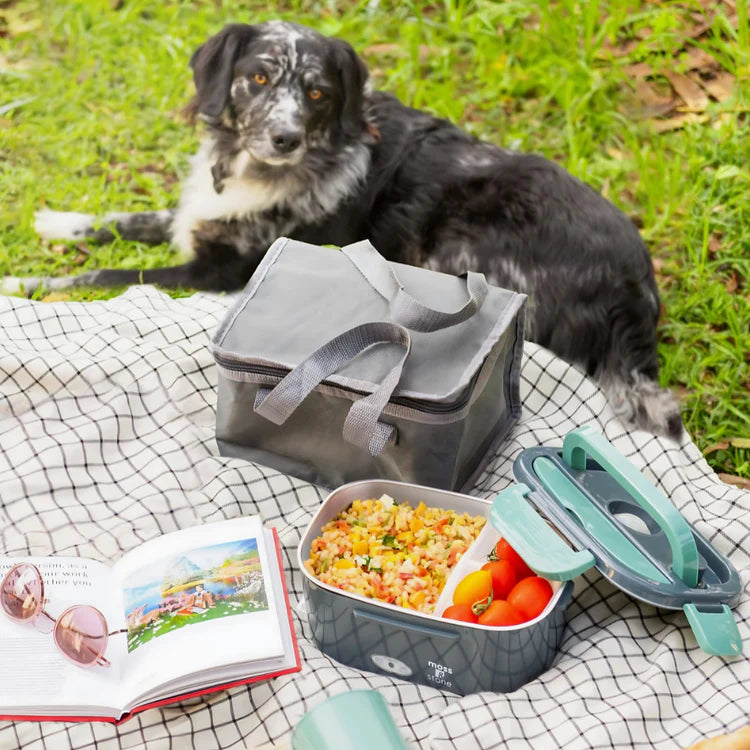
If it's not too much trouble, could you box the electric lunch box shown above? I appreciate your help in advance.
[297,427,743,695]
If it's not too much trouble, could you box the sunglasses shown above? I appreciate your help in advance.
[0,562,127,667]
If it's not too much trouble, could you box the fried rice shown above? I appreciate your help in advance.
[304,494,486,614]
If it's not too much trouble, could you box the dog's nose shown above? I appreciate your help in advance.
[271,131,302,154]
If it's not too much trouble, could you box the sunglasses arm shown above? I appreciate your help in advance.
[95,629,129,667]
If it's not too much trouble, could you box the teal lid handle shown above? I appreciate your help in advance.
[683,603,743,657]
[533,457,669,583]
[562,426,699,588]
[490,483,596,581]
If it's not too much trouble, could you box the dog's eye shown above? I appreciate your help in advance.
[309,89,323,101]
[254,73,268,85]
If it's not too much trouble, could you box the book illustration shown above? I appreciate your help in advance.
[123,538,268,652]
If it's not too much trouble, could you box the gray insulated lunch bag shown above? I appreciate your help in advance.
[211,237,526,491]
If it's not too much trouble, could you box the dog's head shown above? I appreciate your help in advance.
[187,21,370,167]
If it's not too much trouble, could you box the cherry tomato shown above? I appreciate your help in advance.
[491,538,535,580]
[452,569,493,614]
[442,603,478,624]
[477,599,524,627]
[507,576,553,620]
[481,559,517,601]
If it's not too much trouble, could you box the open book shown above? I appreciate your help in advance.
[0,516,300,723]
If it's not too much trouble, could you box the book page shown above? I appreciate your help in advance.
[0,557,125,717]
[111,517,285,706]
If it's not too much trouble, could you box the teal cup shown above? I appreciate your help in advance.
[291,689,409,750]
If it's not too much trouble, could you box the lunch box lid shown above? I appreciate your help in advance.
[489,426,743,658]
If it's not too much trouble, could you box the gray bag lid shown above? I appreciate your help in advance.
[212,237,526,406]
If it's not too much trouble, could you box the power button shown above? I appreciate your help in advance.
[370,654,413,677]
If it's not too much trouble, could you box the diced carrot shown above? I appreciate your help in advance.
[447,544,465,566]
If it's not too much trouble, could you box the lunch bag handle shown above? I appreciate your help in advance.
[253,321,411,456]
[341,240,489,332]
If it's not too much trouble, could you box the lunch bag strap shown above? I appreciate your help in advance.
[341,240,489,332]
[253,321,411,456]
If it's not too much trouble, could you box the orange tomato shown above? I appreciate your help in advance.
[452,569,493,615]
[477,599,525,627]
[442,603,478,624]
[507,576,553,620]
[491,538,534,580]
[481,559,517,601]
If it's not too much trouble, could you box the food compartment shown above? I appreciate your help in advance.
[298,480,573,695]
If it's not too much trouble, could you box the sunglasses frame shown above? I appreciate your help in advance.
[1,562,127,668]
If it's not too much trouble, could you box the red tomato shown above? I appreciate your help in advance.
[507,576,553,620]
[481,559,517,601]
[477,599,525,627]
[442,603,479,624]
[492,538,535,580]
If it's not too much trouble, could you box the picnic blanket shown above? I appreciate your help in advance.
[0,286,747,750]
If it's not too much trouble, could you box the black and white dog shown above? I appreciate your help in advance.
[5,21,681,438]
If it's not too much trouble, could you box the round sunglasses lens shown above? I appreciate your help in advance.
[0,564,42,621]
[53,606,108,666]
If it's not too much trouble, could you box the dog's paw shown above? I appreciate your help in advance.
[0,276,45,298]
[34,209,93,240]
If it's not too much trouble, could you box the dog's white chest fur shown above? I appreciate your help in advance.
[171,138,371,259]
[171,141,290,257]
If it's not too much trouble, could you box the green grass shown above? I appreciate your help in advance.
[1,0,748,478]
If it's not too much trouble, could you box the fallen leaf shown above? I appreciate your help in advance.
[650,112,709,132]
[704,441,730,454]
[41,292,72,303]
[683,46,720,72]
[50,243,68,255]
[664,71,710,109]
[730,437,750,449]
[708,234,722,258]
[598,38,640,59]
[634,26,654,40]
[723,270,740,294]
[600,176,611,200]
[691,70,735,102]
[718,474,750,490]
[634,79,677,118]
[624,62,652,79]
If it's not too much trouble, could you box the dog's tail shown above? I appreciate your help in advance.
[599,369,683,441]
[35,208,174,245]
[595,295,683,441]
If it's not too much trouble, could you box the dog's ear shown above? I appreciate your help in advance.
[330,38,369,141]
[189,24,257,120]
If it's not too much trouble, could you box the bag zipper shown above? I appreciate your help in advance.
[213,354,474,415]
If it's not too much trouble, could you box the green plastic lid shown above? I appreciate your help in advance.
[490,426,743,658]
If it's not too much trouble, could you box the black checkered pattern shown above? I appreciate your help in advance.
[0,286,747,750]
